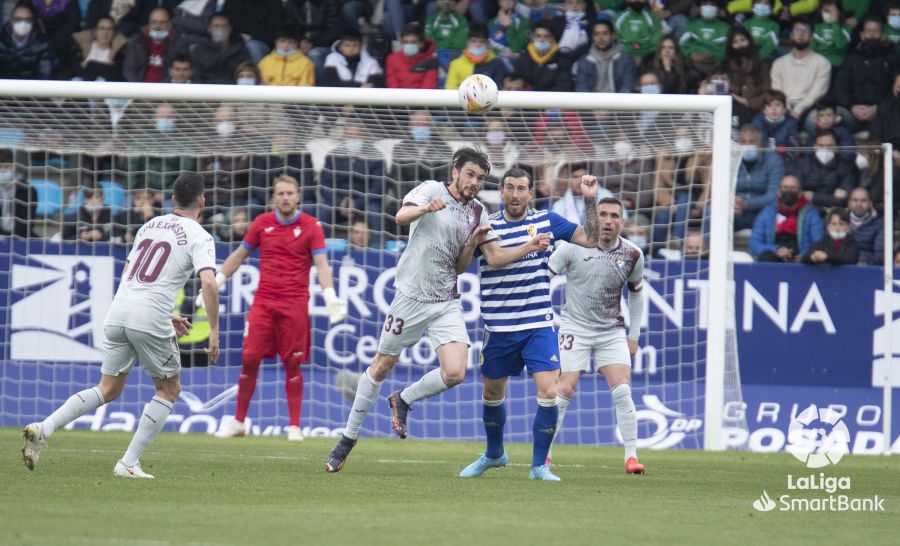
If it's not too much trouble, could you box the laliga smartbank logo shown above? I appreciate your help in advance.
[751,404,884,513]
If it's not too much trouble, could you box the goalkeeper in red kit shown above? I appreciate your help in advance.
[206,175,347,441]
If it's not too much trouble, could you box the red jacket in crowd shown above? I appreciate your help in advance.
[386,38,438,89]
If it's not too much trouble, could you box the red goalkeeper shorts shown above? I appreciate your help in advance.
[243,300,310,364]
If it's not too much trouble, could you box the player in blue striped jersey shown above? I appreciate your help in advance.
[457,167,602,481]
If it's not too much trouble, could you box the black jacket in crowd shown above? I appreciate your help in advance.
[832,40,898,108]
[802,235,860,266]
[283,0,343,48]
[0,25,56,79]
[0,178,37,238]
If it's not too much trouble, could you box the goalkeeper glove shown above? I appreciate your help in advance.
[195,272,226,308]
[323,287,348,325]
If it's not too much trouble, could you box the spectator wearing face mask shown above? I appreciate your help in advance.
[802,208,860,265]
[770,19,832,122]
[426,0,469,51]
[127,103,197,192]
[513,20,574,91]
[788,129,857,208]
[445,23,509,90]
[887,4,900,47]
[233,60,262,85]
[753,89,801,153]
[741,0,779,60]
[386,23,438,89]
[390,110,453,200]
[123,7,186,82]
[679,0,729,78]
[0,4,56,79]
[322,31,384,88]
[189,13,251,84]
[750,175,824,263]
[258,27,314,86]
[614,0,663,61]
[0,149,36,239]
[812,0,852,67]
[725,124,784,231]
[723,25,770,114]
[556,0,594,59]
[63,186,112,242]
[833,17,898,131]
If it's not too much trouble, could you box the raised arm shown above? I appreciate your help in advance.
[396,198,447,226]
[456,225,491,274]
[480,232,551,268]
[568,174,601,248]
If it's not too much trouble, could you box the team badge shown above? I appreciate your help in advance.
[527,224,537,237]
[264,226,274,233]
[294,227,301,238]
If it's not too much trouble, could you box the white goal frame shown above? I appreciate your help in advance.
[0,79,736,450]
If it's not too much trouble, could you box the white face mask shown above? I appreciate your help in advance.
[700,4,718,19]
[821,11,835,23]
[0,169,12,184]
[614,140,633,157]
[12,21,32,37]
[674,137,692,153]
[855,153,870,170]
[889,15,900,30]
[217,121,235,137]
[210,27,230,44]
[486,130,506,146]
[84,202,103,214]
[629,234,647,248]
[829,230,847,240]
[345,139,363,154]
[815,148,835,164]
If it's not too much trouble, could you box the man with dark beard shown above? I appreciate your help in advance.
[770,19,832,121]
[833,17,898,131]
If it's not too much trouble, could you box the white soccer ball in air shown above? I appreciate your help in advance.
[458,74,499,113]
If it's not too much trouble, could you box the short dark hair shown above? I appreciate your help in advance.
[598,196,624,214]
[827,207,850,224]
[591,20,614,35]
[815,97,837,113]
[569,162,588,174]
[341,30,363,44]
[84,186,103,200]
[791,17,812,31]
[0,148,13,164]
[275,25,299,42]
[531,20,556,38]
[813,128,837,142]
[172,172,205,209]
[468,23,488,40]
[169,54,191,67]
[762,89,787,107]
[452,147,491,176]
[401,22,424,41]
[501,167,533,190]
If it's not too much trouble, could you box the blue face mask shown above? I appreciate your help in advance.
[402,43,419,57]
[344,139,363,154]
[236,77,256,85]
[411,126,431,142]
[752,3,772,17]
[533,40,551,53]
[641,84,660,94]
[276,47,296,57]
[156,118,175,133]
[148,29,169,41]
[742,145,759,162]
[0,170,13,182]
[468,45,487,56]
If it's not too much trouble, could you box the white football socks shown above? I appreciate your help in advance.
[612,383,637,461]
[399,368,448,405]
[343,369,383,440]
[122,396,172,467]
[42,387,105,438]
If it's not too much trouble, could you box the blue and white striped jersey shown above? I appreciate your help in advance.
[477,208,578,332]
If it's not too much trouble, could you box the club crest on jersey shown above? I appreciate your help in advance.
[264,226,274,233]
[293,227,301,238]
[527,224,537,237]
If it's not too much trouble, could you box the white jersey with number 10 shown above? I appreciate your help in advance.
[104,213,217,337]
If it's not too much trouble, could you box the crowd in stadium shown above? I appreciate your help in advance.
[0,0,899,265]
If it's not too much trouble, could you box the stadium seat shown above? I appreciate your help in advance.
[64,180,128,214]
[325,238,348,252]
[0,128,24,147]
[28,179,64,216]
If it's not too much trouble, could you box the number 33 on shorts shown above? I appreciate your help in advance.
[383,314,405,336]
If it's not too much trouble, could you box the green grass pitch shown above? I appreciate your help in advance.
[1,428,898,545]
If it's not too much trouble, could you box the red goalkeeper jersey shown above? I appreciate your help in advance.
[241,210,326,303]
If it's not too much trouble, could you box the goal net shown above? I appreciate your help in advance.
[0,81,745,451]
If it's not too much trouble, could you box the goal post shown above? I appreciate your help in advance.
[0,79,741,451]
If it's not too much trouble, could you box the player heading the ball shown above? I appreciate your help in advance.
[326,147,551,473]
[22,173,220,479]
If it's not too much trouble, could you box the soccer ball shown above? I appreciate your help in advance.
[458,74,499,113]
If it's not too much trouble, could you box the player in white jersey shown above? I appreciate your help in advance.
[326,147,551,473]
[21,173,220,479]
[547,197,648,474]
